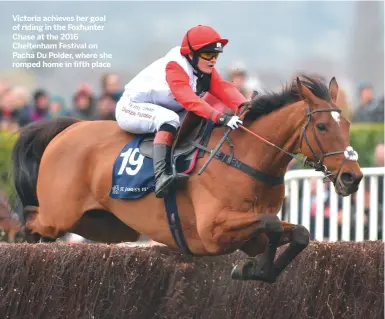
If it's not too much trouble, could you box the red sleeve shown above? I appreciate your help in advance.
[166,61,221,123]
[209,68,247,113]
[203,93,230,114]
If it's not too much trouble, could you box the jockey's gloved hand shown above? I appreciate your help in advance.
[217,114,243,130]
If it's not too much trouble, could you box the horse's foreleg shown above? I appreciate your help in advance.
[272,222,310,278]
[231,218,310,283]
[231,214,283,283]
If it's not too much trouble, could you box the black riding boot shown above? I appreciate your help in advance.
[153,127,189,198]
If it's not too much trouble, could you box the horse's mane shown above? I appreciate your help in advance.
[244,75,332,122]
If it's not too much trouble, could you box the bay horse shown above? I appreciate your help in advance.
[11,75,362,282]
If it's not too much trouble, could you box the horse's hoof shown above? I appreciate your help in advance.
[26,232,41,243]
[231,259,277,283]
[231,258,255,280]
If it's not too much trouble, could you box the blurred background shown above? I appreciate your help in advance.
[0,1,383,243]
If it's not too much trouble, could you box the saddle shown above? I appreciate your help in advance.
[138,112,212,172]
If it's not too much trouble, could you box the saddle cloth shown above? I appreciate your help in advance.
[109,119,213,200]
[110,135,156,199]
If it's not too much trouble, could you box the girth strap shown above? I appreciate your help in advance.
[163,189,193,255]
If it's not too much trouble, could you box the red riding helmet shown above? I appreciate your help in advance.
[180,25,229,56]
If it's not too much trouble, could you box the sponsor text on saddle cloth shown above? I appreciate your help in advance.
[109,135,201,199]
[110,136,155,199]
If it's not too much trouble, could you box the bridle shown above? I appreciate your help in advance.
[237,103,358,184]
[299,106,345,183]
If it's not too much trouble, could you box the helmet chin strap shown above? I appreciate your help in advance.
[184,31,212,95]
[186,55,200,73]
[185,31,204,75]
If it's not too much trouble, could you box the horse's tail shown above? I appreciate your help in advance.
[11,117,80,208]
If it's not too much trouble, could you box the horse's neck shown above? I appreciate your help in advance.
[234,101,305,176]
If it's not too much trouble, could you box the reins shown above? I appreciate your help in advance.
[198,99,358,185]
[238,107,341,182]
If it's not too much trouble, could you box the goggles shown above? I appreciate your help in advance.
[198,51,220,61]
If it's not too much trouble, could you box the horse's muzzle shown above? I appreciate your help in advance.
[336,172,362,196]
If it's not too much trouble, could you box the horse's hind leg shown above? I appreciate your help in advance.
[25,229,56,243]
[24,206,42,243]
[232,214,283,283]
[71,210,141,243]
[25,229,41,243]
[24,206,66,242]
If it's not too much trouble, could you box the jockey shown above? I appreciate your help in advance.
[115,24,247,198]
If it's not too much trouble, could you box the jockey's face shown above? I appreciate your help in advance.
[189,52,218,74]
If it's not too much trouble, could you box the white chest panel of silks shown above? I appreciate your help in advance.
[121,46,201,112]
[115,46,200,134]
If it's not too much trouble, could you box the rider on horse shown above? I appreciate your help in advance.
[115,25,247,198]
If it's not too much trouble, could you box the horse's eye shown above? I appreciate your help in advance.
[317,123,327,132]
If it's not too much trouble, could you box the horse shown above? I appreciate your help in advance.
[11,75,362,283]
[0,193,22,243]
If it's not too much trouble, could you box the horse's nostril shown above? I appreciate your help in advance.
[341,173,353,185]
[341,173,361,186]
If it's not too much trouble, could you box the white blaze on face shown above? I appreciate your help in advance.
[331,111,340,125]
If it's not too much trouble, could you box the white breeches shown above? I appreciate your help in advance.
[115,95,181,134]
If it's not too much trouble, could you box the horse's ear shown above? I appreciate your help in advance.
[329,77,339,103]
[296,77,315,104]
